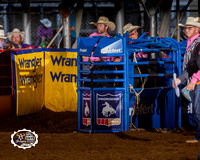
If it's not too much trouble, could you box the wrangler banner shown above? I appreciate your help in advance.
[45,49,77,112]
[12,49,45,116]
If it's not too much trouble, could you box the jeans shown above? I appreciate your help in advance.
[190,84,200,141]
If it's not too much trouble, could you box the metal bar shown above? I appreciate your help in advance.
[79,70,91,74]
[78,78,91,82]
[93,79,124,82]
[93,62,124,66]
[149,8,157,37]
[78,62,92,65]
[129,73,173,77]
[129,61,174,65]
[63,16,71,48]
[91,88,125,91]
[128,49,160,53]
[23,13,31,44]
[129,86,172,91]
[93,70,124,74]
[79,87,91,90]
[116,1,124,35]
[176,0,180,42]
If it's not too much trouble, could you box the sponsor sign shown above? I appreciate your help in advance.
[100,39,123,54]
[12,51,45,116]
[82,90,91,126]
[11,129,38,149]
[93,38,123,57]
[95,91,122,131]
[45,51,77,112]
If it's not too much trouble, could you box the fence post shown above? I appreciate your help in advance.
[23,13,31,44]
[63,16,71,48]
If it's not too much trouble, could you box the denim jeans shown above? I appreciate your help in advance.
[190,84,200,141]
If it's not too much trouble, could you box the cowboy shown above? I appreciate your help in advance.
[7,28,38,49]
[123,23,169,58]
[123,23,147,58]
[83,16,116,62]
[123,23,141,40]
[173,17,200,143]
[89,16,115,38]
[0,25,7,49]
[37,18,53,47]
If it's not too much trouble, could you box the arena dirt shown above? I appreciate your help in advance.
[0,107,199,160]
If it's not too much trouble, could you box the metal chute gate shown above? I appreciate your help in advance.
[77,34,181,133]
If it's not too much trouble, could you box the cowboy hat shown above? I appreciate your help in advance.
[0,25,7,39]
[7,28,25,42]
[179,17,200,28]
[123,23,141,34]
[90,16,116,31]
[40,18,52,28]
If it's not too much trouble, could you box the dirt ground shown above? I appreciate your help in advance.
[0,107,200,160]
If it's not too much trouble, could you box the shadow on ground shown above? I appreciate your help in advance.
[0,107,77,133]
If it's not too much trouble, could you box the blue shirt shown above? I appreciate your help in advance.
[70,14,76,38]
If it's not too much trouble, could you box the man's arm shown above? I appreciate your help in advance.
[191,44,200,84]
[187,44,200,91]
[178,69,189,83]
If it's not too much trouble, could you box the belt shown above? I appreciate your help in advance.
[196,81,200,85]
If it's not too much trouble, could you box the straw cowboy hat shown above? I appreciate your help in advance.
[90,16,116,31]
[7,28,25,42]
[40,18,52,28]
[0,25,7,39]
[179,17,200,28]
[123,23,141,34]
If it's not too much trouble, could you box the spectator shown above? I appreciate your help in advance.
[123,23,147,58]
[123,23,169,58]
[37,18,53,47]
[89,16,115,38]
[123,23,141,40]
[83,16,116,62]
[0,25,8,49]
[7,28,39,49]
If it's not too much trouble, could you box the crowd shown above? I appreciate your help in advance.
[0,12,149,53]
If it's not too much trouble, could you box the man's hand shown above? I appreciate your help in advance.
[172,78,181,88]
[186,81,196,91]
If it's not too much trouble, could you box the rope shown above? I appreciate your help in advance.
[129,64,148,130]
[129,80,147,106]
[129,65,147,106]
[133,52,137,63]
